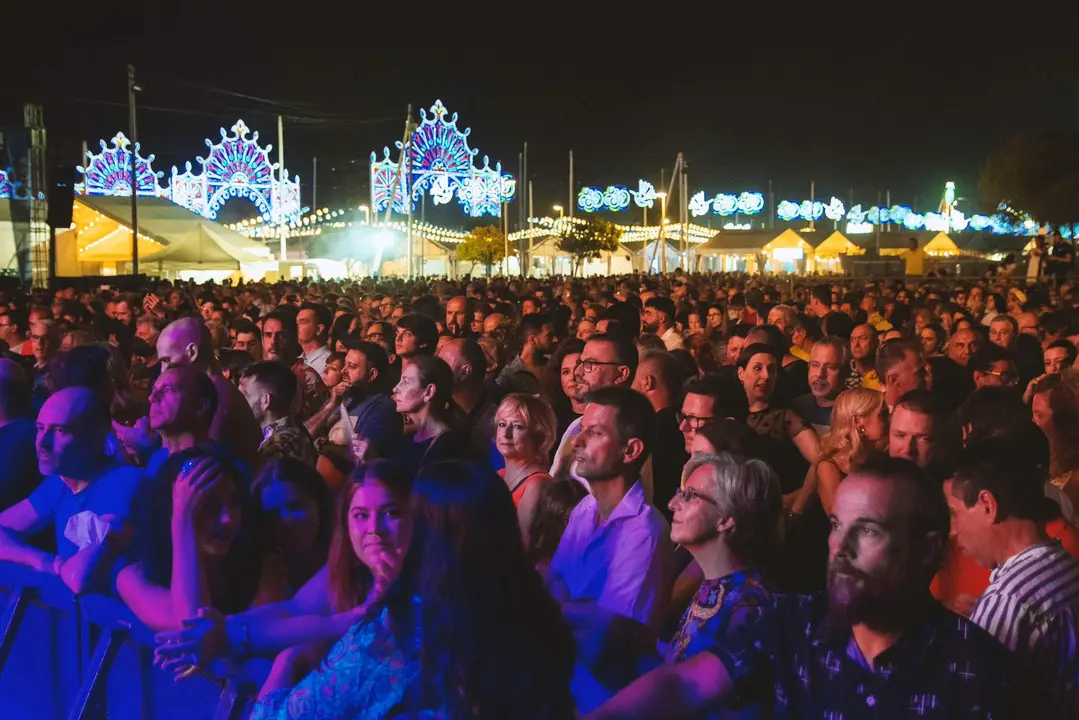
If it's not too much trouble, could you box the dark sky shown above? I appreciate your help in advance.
[7,1,1078,228]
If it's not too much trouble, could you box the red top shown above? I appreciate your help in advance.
[499,469,552,508]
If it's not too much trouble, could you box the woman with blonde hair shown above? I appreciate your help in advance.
[815,388,888,514]
[494,393,557,545]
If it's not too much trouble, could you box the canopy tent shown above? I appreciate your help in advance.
[922,232,961,256]
[813,230,864,259]
[530,234,634,276]
[58,196,272,275]
[956,233,1032,258]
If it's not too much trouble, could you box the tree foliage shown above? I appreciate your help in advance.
[557,217,623,276]
[456,225,507,276]
[979,132,1079,225]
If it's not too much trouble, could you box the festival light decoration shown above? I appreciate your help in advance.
[577,185,632,213]
[824,197,846,222]
[78,121,301,225]
[689,191,710,217]
[77,132,164,198]
[369,100,515,218]
[903,213,925,230]
[631,180,657,208]
[0,168,16,200]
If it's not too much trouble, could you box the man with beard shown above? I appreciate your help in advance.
[792,337,850,434]
[641,296,683,351]
[586,456,1021,719]
[444,295,472,338]
[550,333,637,486]
[496,312,555,391]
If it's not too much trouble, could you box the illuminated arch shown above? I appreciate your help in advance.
[77,133,164,198]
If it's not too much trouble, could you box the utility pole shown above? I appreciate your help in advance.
[127,65,140,276]
[277,115,287,269]
[568,150,574,219]
[312,157,317,216]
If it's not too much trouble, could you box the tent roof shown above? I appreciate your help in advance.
[74,195,272,269]
[696,231,775,254]
[923,232,960,254]
[814,230,865,257]
[956,233,1033,255]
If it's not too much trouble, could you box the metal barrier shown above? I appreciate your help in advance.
[0,562,254,720]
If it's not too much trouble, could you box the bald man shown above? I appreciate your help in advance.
[0,358,39,510]
[155,317,262,469]
[0,387,143,594]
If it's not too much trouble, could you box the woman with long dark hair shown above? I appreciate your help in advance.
[249,461,576,719]
[546,337,586,442]
[391,355,468,473]
[118,447,260,631]
[154,461,413,696]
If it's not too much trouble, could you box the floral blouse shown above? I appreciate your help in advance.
[249,608,444,720]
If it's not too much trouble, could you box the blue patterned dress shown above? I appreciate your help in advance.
[666,569,772,665]
[249,608,443,720]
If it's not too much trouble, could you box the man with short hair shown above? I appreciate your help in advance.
[847,323,881,390]
[548,386,672,692]
[988,314,1017,350]
[445,295,471,337]
[948,440,1079,715]
[439,338,497,465]
[807,284,832,318]
[395,314,438,368]
[0,310,30,355]
[230,318,262,360]
[297,302,333,374]
[642,296,683,350]
[901,236,925,276]
[632,349,689,517]
[888,389,945,476]
[154,316,262,468]
[877,340,927,411]
[497,312,554,391]
[551,333,637,483]
[143,366,218,477]
[947,326,979,368]
[1016,311,1039,337]
[262,312,325,422]
[0,388,143,594]
[586,456,1021,719]
[0,359,39,510]
[970,345,1019,389]
[793,337,850,434]
[239,361,318,467]
[677,374,750,455]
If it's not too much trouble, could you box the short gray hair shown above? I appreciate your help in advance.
[681,452,783,566]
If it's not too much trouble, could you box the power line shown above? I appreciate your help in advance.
[140,71,334,115]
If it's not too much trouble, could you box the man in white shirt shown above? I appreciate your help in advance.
[297,302,332,375]
[547,386,673,704]
[946,437,1079,717]
[642,296,683,351]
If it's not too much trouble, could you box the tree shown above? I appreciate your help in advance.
[979,132,1079,225]
[557,217,623,276]
[456,225,507,277]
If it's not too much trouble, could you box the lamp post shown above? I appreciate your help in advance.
[553,204,564,219]
[358,205,371,225]
[657,191,668,274]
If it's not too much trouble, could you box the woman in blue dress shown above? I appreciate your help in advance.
[250,460,577,719]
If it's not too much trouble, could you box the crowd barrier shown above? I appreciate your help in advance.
[0,562,255,720]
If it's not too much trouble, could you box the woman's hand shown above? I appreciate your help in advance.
[172,458,221,523]
[154,607,228,675]
[1024,373,1047,404]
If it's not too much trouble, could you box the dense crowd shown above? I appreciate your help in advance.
[0,262,1078,718]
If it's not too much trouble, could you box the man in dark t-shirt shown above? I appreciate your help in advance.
[790,337,850,435]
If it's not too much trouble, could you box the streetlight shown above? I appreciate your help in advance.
[358,205,371,225]
[553,204,564,219]
[656,192,668,274]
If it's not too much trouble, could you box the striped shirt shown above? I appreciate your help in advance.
[971,540,1079,717]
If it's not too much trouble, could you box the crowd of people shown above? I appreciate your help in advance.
[0,264,1077,718]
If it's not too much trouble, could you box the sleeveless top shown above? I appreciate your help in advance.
[499,468,552,508]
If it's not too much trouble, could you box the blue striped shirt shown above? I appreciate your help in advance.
[971,540,1079,717]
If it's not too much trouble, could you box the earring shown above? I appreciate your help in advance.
[856,424,866,438]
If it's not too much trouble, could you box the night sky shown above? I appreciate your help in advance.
[7,2,1078,229]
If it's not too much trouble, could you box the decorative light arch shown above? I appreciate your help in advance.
[76,132,164,198]
[370,100,515,218]
[0,168,16,200]
[77,120,300,224]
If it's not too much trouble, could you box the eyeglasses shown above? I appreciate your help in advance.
[673,486,718,506]
[366,332,386,341]
[675,412,714,430]
[983,370,1018,384]
[575,359,624,374]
